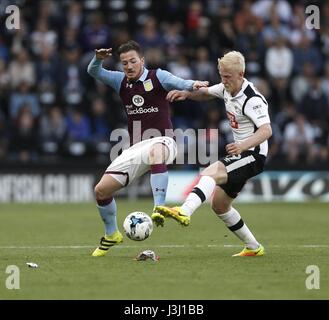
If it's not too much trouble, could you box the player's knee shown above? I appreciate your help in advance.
[200,161,227,185]
[94,184,111,200]
[201,170,227,185]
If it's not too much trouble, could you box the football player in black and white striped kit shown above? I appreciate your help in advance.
[154,51,272,256]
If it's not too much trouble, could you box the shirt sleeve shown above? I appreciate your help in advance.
[156,69,195,91]
[208,83,225,98]
[244,97,271,128]
[87,55,125,93]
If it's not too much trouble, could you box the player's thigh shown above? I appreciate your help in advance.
[200,161,228,185]
[211,186,234,214]
[148,137,177,165]
[94,174,123,198]
[149,142,169,164]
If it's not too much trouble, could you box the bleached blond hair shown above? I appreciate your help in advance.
[218,51,245,74]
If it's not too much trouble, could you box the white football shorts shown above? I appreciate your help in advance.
[105,136,177,186]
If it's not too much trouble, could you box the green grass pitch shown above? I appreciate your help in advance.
[0,201,328,299]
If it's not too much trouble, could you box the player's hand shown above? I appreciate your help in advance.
[226,142,244,155]
[95,48,112,60]
[192,80,209,90]
[166,90,189,102]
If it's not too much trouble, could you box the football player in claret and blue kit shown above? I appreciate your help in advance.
[87,40,208,256]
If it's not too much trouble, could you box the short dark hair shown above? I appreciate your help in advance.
[117,40,142,56]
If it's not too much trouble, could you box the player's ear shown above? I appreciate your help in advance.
[140,56,145,65]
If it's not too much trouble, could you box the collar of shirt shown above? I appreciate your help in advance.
[128,67,149,84]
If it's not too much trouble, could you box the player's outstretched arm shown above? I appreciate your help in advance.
[166,87,214,102]
[87,48,124,92]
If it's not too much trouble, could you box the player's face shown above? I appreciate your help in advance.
[218,65,243,96]
[120,50,145,81]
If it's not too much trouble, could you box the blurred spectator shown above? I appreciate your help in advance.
[30,18,58,56]
[39,106,67,155]
[168,54,193,80]
[262,13,291,47]
[59,45,84,106]
[290,62,314,103]
[144,48,166,69]
[236,21,265,63]
[265,36,293,80]
[163,22,185,61]
[81,12,111,53]
[59,27,80,51]
[292,34,323,75]
[8,49,36,89]
[186,1,203,31]
[234,0,263,35]
[36,46,59,106]
[212,19,236,57]
[9,81,40,119]
[192,47,217,83]
[298,76,329,125]
[187,25,212,55]
[135,16,165,50]
[65,108,91,156]
[9,106,39,162]
[64,1,84,31]
[283,114,317,164]
[269,78,292,114]
[275,101,297,133]
[89,97,111,155]
[251,0,292,24]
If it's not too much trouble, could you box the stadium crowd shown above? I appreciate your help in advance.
[0,0,328,169]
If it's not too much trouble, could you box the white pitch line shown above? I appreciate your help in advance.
[0,244,328,249]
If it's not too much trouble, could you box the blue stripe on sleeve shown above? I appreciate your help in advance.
[87,55,125,93]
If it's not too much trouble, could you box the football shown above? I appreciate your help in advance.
[123,211,153,241]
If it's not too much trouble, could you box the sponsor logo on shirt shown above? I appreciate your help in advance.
[132,95,144,107]
[126,106,159,115]
[253,105,263,115]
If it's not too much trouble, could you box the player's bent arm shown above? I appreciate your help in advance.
[167,87,215,102]
[87,55,124,92]
[240,123,272,151]
[156,69,207,92]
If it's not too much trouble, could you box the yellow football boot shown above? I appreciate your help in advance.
[154,206,190,226]
[92,230,123,257]
[232,244,265,257]
[151,211,165,227]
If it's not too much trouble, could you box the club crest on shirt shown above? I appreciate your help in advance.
[143,79,153,92]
